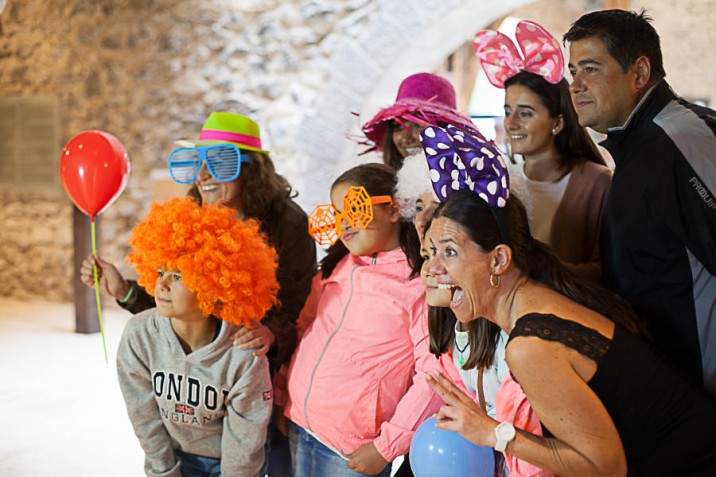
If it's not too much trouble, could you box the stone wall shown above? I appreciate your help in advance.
[0,0,526,301]
[0,0,383,301]
[631,0,716,103]
[513,0,716,106]
[1,0,714,302]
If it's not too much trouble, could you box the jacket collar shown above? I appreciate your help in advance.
[349,247,406,266]
[600,80,675,163]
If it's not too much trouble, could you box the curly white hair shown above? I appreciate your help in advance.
[394,151,438,222]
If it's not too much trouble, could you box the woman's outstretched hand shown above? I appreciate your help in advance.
[80,252,130,300]
[426,370,497,448]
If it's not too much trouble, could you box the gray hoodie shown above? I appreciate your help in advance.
[117,308,272,477]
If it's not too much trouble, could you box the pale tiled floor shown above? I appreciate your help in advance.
[0,298,143,476]
[0,298,405,477]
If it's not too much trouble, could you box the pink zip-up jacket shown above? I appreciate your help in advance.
[281,249,443,462]
[438,349,473,397]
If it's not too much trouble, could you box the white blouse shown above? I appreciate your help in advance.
[452,322,510,419]
[509,162,571,244]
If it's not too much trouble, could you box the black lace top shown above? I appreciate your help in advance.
[507,312,610,362]
[504,312,716,476]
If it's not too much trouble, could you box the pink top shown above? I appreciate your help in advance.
[496,374,556,477]
[442,345,553,476]
[281,249,442,462]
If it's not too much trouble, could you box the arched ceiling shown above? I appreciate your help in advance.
[294,0,536,206]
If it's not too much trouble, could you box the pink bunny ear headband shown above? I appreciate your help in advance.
[473,20,564,89]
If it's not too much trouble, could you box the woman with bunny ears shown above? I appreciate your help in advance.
[474,20,612,281]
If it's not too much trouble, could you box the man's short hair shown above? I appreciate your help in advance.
[564,9,665,82]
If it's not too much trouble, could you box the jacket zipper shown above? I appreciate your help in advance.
[303,264,359,431]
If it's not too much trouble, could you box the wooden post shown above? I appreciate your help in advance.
[73,206,100,334]
[605,0,630,10]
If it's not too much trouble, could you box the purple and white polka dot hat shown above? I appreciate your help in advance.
[420,124,510,208]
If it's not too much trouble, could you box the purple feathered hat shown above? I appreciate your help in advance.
[361,73,485,153]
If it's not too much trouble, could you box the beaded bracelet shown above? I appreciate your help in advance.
[118,283,135,304]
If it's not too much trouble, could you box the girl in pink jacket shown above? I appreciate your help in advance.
[278,163,442,477]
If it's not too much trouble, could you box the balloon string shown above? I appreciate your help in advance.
[91,218,109,363]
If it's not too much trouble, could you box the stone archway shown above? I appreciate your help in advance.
[294,0,535,207]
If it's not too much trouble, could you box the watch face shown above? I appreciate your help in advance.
[497,422,516,439]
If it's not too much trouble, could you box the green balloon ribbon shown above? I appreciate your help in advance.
[91,218,108,363]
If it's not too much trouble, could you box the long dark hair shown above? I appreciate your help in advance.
[382,122,405,170]
[240,151,294,222]
[434,190,645,336]
[429,305,502,370]
[320,163,419,279]
[186,150,294,225]
[186,151,297,254]
[504,71,605,170]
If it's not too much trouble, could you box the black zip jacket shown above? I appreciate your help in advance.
[600,80,716,395]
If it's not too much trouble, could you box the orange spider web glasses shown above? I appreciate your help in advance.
[308,186,392,246]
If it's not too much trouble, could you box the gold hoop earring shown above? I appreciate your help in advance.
[489,273,501,288]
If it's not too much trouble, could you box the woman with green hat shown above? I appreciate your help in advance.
[80,111,317,476]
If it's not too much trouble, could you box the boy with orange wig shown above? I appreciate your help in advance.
[117,197,279,477]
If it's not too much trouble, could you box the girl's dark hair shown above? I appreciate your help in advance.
[406,223,425,278]
[504,71,605,169]
[434,190,645,336]
[320,163,420,279]
[382,122,405,170]
[428,305,502,370]
[239,151,295,223]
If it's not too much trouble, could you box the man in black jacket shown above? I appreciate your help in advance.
[564,9,716,395]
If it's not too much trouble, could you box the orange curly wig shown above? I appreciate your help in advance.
[126,198,278,327]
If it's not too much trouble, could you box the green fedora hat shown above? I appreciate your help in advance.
[175,112,269,153]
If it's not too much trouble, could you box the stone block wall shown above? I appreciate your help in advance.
[0,0,714,302]
[513,0,716,107]
[1,0,383,301]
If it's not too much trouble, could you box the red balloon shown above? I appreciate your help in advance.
[59,130,130,219]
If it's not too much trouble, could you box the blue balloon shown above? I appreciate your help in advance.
[409,417,495,477]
